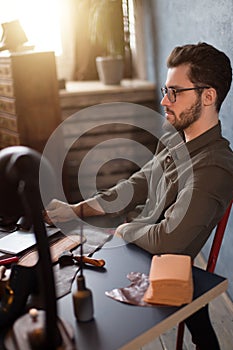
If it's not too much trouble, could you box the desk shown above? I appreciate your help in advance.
[58,236,227,350]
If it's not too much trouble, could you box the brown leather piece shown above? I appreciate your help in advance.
[54,228,112,299]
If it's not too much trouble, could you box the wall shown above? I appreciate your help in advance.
[55,0,76,81]
[143,0,233,300]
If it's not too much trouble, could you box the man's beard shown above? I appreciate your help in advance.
[163,97,202,132]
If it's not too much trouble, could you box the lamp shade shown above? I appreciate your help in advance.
[0,146,55,224]
[0,19,28,51]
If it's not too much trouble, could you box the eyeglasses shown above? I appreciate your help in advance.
[161,86,210,103]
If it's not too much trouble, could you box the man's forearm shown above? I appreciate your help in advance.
[72,198,105,218]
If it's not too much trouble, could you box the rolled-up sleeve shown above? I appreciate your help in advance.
[95,159,154,216]
[120,164,233,259]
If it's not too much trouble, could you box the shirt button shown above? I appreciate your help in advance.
[171,175,177,182]
[165,155,171,164]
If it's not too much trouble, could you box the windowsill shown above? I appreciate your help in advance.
[59,79,156,110]
[61,79,155,93]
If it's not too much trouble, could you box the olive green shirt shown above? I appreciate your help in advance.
[97,123,233,259]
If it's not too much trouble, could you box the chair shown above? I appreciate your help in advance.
[176,200,233,350]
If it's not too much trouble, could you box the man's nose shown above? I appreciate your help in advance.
[160,93,171,106]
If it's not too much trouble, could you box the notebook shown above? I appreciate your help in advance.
[0,225,60,254]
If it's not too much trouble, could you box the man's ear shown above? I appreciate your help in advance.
[202,87,217,107]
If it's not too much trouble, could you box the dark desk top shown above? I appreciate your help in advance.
[58,236,227,350]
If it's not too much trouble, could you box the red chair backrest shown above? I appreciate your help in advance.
[176,200,232,350]
[206,200,233,273]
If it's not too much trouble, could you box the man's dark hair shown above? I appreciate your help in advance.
[167,42,232,111]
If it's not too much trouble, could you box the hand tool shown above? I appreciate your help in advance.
[0,255,19,265]
[58,250,105,268]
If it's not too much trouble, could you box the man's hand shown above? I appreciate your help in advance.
[115,223,129,237]
[44,199,78,224]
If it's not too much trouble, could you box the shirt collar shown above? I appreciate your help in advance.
[166,122,222,160]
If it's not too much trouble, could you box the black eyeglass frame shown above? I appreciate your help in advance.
[161,86,210,103]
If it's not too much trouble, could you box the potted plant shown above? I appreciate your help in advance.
[89,0,125,85]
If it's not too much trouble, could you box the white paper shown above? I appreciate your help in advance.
[0,226,60,254]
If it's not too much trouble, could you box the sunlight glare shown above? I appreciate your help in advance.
[0,0,62,54]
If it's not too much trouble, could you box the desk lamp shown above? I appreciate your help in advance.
[0,146,75,349]
[0,20,28,52]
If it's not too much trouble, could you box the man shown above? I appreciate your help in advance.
[46,43,233,349]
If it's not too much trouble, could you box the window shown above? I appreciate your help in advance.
[72,0,134,81]
[0,0,62,54]
[0,0,145,81]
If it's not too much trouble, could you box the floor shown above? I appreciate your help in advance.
[141,253,233,350]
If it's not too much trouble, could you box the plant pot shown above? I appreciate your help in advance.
[96,56,124,85]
